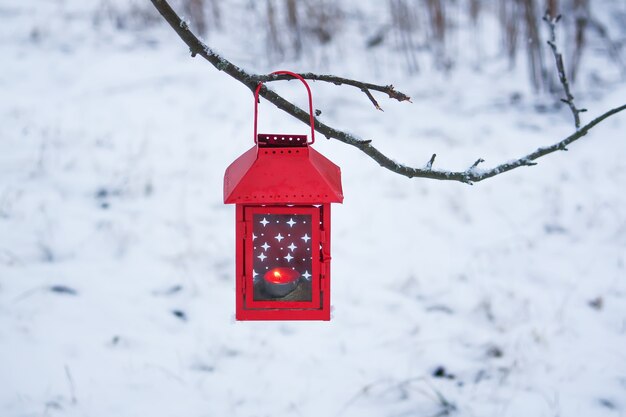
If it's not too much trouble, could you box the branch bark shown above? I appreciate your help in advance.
[543,12,587,129]
[150,0,626,184]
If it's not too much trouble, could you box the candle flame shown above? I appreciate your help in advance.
[264,267,300,284]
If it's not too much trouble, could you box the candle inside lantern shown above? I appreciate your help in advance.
[263,267,301,297]
[265,267,300,284]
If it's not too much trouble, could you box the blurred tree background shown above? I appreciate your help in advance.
[93,0,625,93]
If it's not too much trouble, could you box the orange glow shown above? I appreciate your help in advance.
[264,267,300,284]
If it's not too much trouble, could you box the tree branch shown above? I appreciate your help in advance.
[257,72,409,110]
[150,0,626,184]
[543,12,587,129]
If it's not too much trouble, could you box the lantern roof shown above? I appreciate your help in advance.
[224,134,343,204]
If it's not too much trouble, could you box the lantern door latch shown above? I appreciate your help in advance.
[320,228,331,263]
[320,227,331,289]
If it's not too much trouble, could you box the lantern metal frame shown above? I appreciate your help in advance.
[243,205,322,310]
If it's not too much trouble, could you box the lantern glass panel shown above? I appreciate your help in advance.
[252,213,313,302]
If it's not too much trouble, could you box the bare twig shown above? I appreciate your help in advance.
[361,88,383,111]
[259,72,410,109]
[426,153,437,170]
[150,0,626,184]
[543,12,587,129]
[470,158,485,170]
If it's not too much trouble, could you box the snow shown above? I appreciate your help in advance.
[1,1,626,417]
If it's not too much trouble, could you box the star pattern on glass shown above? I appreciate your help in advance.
[252,213,314,295]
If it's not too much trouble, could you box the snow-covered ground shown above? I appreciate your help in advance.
[1,2,625,417]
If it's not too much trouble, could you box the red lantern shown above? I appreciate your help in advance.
[224,71,343,321]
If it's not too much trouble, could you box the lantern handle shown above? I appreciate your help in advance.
[254,70,315,145]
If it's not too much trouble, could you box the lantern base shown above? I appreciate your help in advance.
[236,308,330,321]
